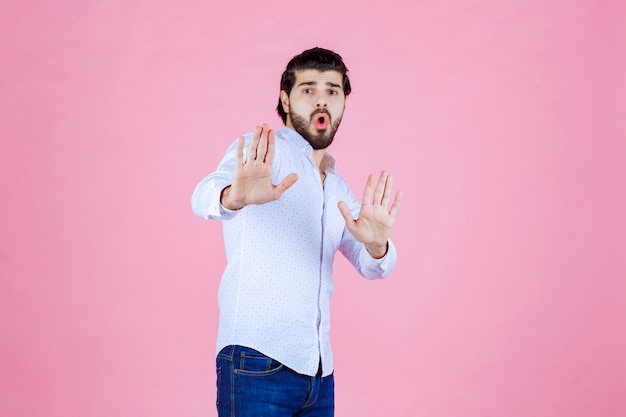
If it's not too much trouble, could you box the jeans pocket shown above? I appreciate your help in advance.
[234,347,284,376]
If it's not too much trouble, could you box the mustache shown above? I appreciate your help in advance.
[311,109,331,120]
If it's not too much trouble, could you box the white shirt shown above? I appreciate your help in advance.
[191,127,397,377]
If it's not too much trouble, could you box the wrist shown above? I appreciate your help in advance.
[220,186,243,210]
[365,242,388,259]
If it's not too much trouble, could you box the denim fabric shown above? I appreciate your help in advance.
[216,345,334,416]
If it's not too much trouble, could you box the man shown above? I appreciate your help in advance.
[191,47,402,416]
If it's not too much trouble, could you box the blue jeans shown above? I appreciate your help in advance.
[216,345,334,416]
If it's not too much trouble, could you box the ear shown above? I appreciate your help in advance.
[280,90,290,114]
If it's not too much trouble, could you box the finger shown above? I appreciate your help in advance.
[235,135,245,165]
[388,190,403,218]
[265,128,276,165]
[337,201,357,228]
[372,170,388,205]
[247,125,261,162]
[381,174,393,209]
[361,174,374,206]
[272,173,298,199]
[257,123,269,162]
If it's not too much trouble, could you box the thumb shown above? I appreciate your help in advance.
[337,201,356,227]
[273,173,298,199]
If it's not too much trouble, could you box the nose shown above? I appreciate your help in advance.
[315,95,327,108]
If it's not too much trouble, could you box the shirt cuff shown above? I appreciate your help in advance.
[204,180,239,220]
[359,239,397,278]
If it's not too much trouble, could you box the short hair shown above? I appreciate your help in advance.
[276,47,352,124]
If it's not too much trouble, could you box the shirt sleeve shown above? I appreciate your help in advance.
[191,139,241,220]
[356,238,397,278]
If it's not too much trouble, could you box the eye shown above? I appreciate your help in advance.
[303,88,312,94]
[329,90,338,95]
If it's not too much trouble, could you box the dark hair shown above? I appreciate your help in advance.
[276,47,352,124]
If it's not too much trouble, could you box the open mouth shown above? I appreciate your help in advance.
[314,113,328,130]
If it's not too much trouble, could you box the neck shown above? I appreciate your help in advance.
[312,149,326,169]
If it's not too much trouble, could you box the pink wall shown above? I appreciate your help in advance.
[1,1,625,416]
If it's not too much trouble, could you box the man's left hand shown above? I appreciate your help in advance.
[338,171,402,259]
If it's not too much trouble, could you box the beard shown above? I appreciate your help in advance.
[289,109,342,150]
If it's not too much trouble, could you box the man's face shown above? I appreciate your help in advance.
[281,69,346,150]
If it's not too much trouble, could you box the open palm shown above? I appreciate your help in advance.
[222,124,298,210]
[338,171,402,258]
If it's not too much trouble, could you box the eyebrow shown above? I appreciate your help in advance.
[297,81,342,89]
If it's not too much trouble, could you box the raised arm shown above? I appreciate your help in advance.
[191,124,299,219]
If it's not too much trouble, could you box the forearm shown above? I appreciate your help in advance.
[191,173,237,220]
[340,231,397,280]
[359,239,396,279]
[191,138,242,219]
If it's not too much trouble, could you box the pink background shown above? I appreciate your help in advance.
[1,1,625,416]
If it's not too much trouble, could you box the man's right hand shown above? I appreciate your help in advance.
[220,124,299,210]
